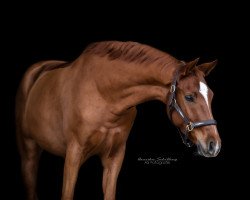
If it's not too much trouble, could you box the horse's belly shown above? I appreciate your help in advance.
[31,127,67,157]
[25,111,67,156]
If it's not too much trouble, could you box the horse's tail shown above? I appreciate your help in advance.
[15,60,67,134]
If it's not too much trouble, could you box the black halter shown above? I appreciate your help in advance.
[167,70,217,147]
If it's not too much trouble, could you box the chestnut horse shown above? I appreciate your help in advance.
[16,41,221,200]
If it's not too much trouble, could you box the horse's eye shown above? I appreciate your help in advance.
[185,95,194,102]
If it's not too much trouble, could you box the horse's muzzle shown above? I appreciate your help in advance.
[197,140,221,157]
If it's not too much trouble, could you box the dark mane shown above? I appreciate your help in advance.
[84,41,180,67]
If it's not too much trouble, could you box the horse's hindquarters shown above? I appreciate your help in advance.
[22,68,70,157]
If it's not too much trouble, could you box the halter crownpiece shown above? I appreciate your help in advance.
[167,68,217,147]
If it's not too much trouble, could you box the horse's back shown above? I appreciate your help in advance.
[19,60,67,97]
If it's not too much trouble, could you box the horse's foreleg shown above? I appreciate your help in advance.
[61,140,86,200]
[101,145,126,200]
[17,135,41,200]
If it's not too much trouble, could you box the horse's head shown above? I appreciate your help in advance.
[168,58,221,157]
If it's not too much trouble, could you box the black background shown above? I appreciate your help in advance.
[2,3,247,200]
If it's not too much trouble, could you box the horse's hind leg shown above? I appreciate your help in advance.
[17,134,42,200]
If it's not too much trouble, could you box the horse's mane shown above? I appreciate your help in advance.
[83,41,180,67]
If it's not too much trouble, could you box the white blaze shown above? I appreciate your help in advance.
[198,82,220,150]
[199,82,209,106]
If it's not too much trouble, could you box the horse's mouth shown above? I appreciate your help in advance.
[196,142,219,158]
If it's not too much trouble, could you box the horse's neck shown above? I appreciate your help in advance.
[84,56,179,115]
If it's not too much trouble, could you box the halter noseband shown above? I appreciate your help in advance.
[167,70,217,147]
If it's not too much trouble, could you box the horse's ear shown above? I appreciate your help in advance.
[180,58,199,76]
[197,60,218,76]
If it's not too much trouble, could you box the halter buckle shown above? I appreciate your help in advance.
[186,122,194,132]
[170,85,176,93]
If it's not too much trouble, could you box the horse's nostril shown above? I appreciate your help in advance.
[208,141,215,153]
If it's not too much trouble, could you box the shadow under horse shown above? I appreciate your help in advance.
[16,41,221,200]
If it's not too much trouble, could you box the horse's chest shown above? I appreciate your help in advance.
[87,108,137,155]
